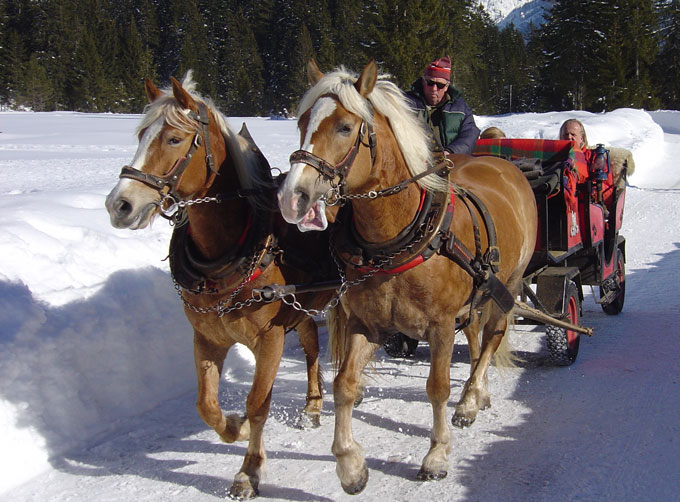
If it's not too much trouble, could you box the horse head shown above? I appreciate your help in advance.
[105,72,226,229]
[278,60,442,233]
[277,60,380,232]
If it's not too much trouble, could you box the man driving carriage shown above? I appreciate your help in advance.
[404,55,480,155]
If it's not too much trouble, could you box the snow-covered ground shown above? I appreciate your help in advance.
[1,107,679,501]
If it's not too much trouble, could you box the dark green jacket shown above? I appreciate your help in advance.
[405,79,480,154]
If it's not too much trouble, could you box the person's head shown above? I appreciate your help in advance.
[559,119,588,149]
[480,127,506,139]
[421,56,451,106]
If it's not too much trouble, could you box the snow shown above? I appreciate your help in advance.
[1,107,680,501]
[477,0,552,34]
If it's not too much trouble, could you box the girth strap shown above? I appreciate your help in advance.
[442,187,514,313]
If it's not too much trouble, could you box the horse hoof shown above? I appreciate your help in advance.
[340,464,369,495]
[228,474,259,500]
[451,413,475,429]
[416,467,448,481]
[228,482,258,500]
[297,412,321,429]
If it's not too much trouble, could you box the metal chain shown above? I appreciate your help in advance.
[160,194,220,219]
[172,242,276,317]
[278,225,428,319]
[322,157,454,207]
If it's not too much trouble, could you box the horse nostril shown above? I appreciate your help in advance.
[114,198,132,218]
[295,190,309,216]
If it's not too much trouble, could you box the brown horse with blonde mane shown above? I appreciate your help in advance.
[278,60,537,494]
[105,71,335,499]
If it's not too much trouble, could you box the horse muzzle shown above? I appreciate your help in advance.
[105,181,159,230]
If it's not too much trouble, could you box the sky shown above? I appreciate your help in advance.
[1,107,679,501]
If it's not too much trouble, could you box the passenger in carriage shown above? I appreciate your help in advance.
[559,118,633,192]
[559,118,588,150]
[404,55,480,155]
[479,126,506,139]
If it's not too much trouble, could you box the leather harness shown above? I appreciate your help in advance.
[290,108,515,314]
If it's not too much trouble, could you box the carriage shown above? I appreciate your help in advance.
[384,137,627,366]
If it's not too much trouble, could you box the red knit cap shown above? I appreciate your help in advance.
[424,56,451,81]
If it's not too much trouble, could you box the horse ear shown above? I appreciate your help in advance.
[307,59,324,85]
[355,60,378,98]
[145,78,163,103]
[170,76,196,110]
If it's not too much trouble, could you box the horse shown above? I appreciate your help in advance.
[277,60,537,494]
[105,71,336,499]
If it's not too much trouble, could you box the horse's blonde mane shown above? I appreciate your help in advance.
[297,66,448,193]
[139,70,274,208]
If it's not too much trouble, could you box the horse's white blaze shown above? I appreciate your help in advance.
[130,117,164,170]
[278,97,337,228]
[303,97,336,151]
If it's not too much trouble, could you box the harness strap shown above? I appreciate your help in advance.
[441,187,514,313]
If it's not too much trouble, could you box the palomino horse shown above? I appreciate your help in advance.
[105,71,335,499]
[278,60,537,493]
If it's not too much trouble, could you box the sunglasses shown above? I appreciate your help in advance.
[425,79,448,90]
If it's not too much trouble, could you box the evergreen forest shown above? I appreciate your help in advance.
[1,0,679,116]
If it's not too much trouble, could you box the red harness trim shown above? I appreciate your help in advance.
[238,211,253,246]
[203,261,263,292]
[356,255,424,275]
[355,188,456,276]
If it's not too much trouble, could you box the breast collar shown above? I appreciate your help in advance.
[332,168,455,275]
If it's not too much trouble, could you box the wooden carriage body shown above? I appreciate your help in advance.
[473,138,625,287]
[471,138,627,365]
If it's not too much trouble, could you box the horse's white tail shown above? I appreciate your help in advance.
[492,310,521,371]
[327,303,349,373]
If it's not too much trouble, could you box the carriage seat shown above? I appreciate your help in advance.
[505,156,563,197]
[473,138,580,213]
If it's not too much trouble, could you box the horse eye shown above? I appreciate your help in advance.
[338,124,353,135]
[168,137,183,145]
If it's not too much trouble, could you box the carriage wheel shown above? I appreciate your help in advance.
[601,248,625,315]
[383,333,419,358]
[546,280,580,366]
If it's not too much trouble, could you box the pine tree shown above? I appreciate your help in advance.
[41,0,80,109]
[173,0,215,96]
[533,0,616,110]
[328,0,365,70]
[66,29,107,111]
[0,0,6,106]
[18,54,54,111]
[217,7,266,116]
[361,0,454,88]
[1,29,25,106]
[120,16,157,112]
[607,0,659,109]
[655,0,680,107]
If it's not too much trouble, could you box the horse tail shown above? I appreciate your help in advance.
[327,303,349,372]
[492,310,521,370]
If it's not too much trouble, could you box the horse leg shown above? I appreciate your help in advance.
[453,308,508,428]
[417,329,455,481]
[193,331,250,443]
[461,309,491,411]
[332,330,379,494]
[296,317,324,428]
[229,329,285,500]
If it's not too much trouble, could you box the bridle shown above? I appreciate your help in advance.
[289,110,377,205]
[289,101,452,206]
[118,102,217,219]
